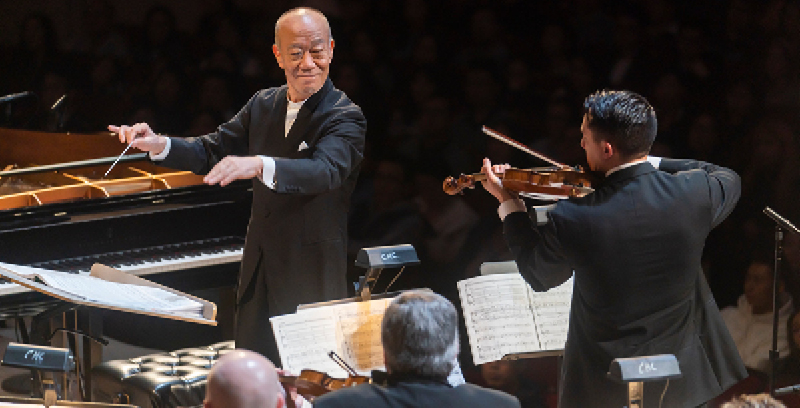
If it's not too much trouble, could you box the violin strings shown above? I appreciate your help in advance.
[481,126,564,167]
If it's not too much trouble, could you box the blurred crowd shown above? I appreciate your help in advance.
[1,0,800,406]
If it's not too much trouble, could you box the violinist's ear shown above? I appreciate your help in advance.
[602,141,614,159]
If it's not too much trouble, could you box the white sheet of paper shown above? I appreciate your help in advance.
[331,297,390,375]
[528,277,573,351]
[270,308,348,378]
[457,273,541,365]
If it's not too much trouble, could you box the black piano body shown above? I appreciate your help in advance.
[0,128,251,348]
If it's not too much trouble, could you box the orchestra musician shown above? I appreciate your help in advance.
[480,90,747,407]
[204,350,286,408]
[108,7,366,364]
[313,290,521,408]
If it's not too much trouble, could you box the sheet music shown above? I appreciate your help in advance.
[0,262,203,315]
[458,272,573,365]
[331,298,390,375]
[457,273,541,365]
[528,277,572,351]
[270,296,395,378]
[270,308,347,378]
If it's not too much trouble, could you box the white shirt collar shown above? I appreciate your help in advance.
[605,158,648,177]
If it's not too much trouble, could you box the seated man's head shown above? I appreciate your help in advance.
[744,258,783,315]
[382,290,458,379]
[580,90,657,173]
[480,360,520,392]
[722,393,786,408]
[204,350,284,408]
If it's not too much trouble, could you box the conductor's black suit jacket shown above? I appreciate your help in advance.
[503,159,747,407]
[157,78,366,319]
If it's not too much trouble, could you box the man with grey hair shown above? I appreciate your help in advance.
[204,350,285,408]
[108,7,365,365]
[313,291,520,407]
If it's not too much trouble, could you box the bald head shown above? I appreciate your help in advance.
[204,350,284,408]
[274,7,332,47]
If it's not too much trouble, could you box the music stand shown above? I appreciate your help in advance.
[763,207,800,396]
[0,263,217,401]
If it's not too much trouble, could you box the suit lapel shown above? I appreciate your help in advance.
[264,87,289,150]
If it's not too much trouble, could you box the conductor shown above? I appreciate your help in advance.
[108,7,366,364]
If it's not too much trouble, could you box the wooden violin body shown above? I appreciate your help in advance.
[443,166,595,199]
[280,369,371,403]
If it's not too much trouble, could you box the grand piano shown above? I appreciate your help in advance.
[0,127,251,336]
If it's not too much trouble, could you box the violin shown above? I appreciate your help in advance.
[278,351,373,406]
[279,369,370,399]
[443,166,594,198]
[442,126,595,199]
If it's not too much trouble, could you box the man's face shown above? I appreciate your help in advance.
[580,114,605,172]
[273,13,334,102]
[744,262,774,314]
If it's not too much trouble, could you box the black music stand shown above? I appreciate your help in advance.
[353,244,419,301]
[763,207,800,396]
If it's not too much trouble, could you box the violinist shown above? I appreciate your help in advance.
[480,90,746,408]
[313,290,520,408]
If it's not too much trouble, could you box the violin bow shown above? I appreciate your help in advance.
[481,126,565,168]
[328,351,359,377]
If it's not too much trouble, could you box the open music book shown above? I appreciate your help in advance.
[0,262,205,318]
[270,296,392,379]
[458,273,573,365]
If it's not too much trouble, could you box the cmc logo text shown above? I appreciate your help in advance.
[380,252,399,261]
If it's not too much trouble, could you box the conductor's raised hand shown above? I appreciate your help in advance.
[107,123,167,155]
[480,158,515,203]
[204,156,264,187]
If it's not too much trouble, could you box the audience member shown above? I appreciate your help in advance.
[722,257,795,373]
[776,310,800,384]
[478,360,546,408]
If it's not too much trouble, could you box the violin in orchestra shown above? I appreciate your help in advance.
[443,165,594,199]
[442,126,596,200]
[279,368,370,398]
[278,351,381,407]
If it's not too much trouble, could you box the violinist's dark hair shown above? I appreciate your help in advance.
[583,90,657,159]
[381,290,458,378]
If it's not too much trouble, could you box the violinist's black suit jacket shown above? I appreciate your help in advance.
[503,159,747,408]
[157,79,365,361]
[312,375,521,408]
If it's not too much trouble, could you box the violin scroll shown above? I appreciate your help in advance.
[443,174,486,195]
